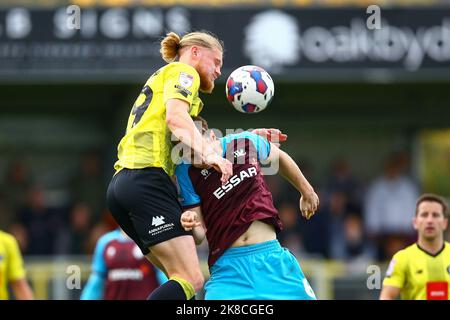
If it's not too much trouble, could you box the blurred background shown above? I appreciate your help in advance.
[1,0,450,300]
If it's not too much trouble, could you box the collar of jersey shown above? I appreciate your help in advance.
[416,242,446,257]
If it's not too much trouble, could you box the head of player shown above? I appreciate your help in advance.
[413,193,448,247]
[176,116,217,167]
[160,31,223,94]
[380,194,449,300]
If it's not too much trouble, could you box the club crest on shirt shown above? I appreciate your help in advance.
[234,149,246,158]
[106,246,116,258]
[201,169,211,179]
[447,265,450,275]
[179,72,194,88]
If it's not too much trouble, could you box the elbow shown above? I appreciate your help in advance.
[166,110,185,136]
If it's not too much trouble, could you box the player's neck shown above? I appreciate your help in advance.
[179,55,197,70]
[417,236,444,255]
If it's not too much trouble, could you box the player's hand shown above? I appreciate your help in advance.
[252,128,288,147]
[300,191,319,220]
[205,153,233,184]
[180,210,202,231]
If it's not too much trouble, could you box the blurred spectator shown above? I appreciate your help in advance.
[1,161,33,229]
[277,203,304,255]
[324,158,362,214]
[327,192,350,256]
[364,152,420,260]
[87,221,113,255]
[69,151,106,223]
[330,213,375,262]
[3,161,33,207]
[264,175,284,207]
[16,185,66,255]
[298,189,331,258]
[0,191,14,230]
[59,202,93,255]
[8,223,28,254]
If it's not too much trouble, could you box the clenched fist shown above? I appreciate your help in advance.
[300,191,320,220]
[180,210,202,231]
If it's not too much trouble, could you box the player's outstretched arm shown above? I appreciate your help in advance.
[379,285,401,300]
[166,99,232,183]
[268,143,319,219]
[180,206,206,245]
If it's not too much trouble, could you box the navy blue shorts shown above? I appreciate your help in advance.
[106,167,191,255]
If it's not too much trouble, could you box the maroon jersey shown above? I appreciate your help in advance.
[87,229,162,300]
[175,132,283,267]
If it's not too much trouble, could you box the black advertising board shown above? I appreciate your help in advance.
[0,6,449,81]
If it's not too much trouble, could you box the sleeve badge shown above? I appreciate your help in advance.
[179,72,194,88]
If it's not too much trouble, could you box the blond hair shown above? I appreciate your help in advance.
[160,31,224,63]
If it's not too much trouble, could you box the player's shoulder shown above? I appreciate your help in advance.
[0,230,17,246]
[391,243,418,261]
[175,161,192,175]
[220,131,261,145]
[221,131,270,158]
[164,62,200,78]
[443,241,450,255]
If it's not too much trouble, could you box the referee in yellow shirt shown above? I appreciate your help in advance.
[0,230,34,300]
[106,31,232,300]
[380,193,450,300]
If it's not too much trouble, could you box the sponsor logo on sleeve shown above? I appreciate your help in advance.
[174,84,192,98]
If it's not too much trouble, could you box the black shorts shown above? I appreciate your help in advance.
[106,167,191,255]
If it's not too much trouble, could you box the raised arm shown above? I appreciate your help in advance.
[166,99,232,184]
[268,143,319,219]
